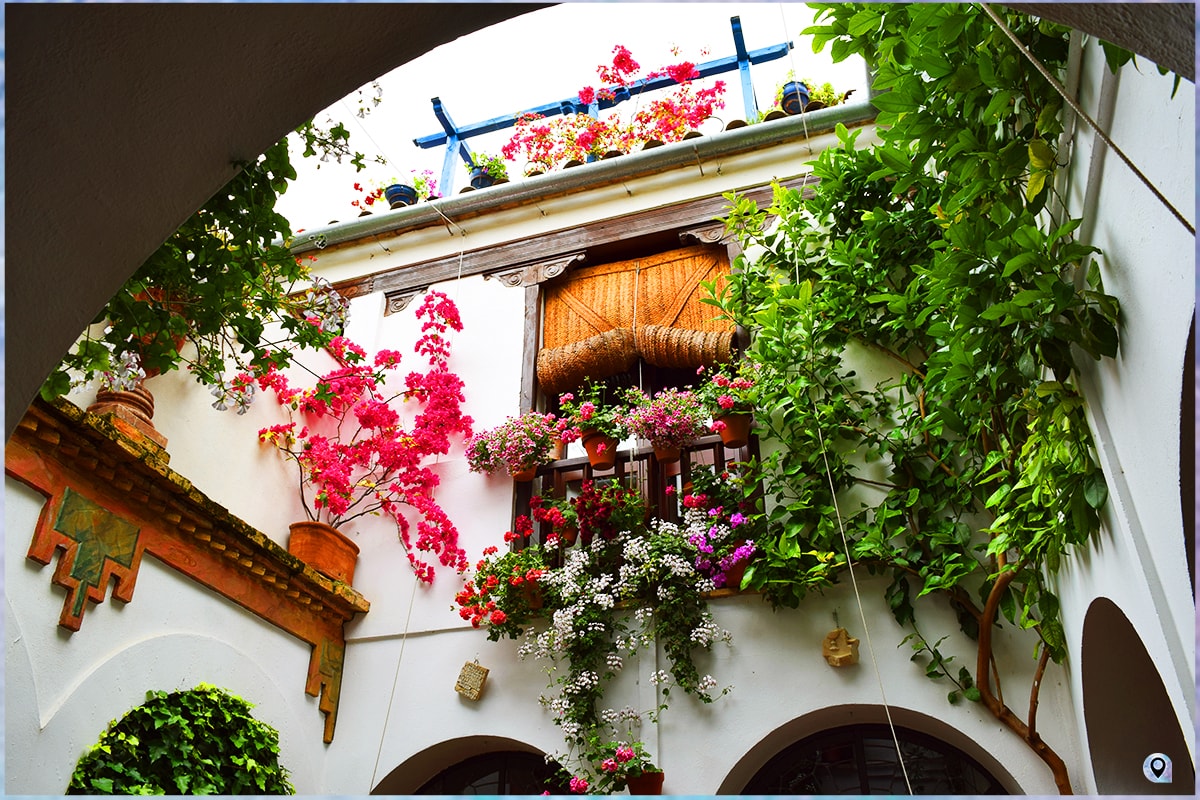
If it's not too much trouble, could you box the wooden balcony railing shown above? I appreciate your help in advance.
[514,434,758,546]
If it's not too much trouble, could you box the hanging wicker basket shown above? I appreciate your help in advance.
[536,328,638,396]
[636,324,734,370]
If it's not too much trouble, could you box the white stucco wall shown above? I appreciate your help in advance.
[4,478,328,794]
[1052,38,1196,791]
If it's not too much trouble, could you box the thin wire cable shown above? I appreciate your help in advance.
[811,412,914,795]
[370,575,421,788]
[340,98,395,169]
[978,2,1194,236]
[778,3,814,150]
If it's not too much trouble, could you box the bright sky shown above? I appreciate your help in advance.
[276,3,871,231]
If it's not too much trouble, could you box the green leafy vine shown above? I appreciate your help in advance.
[706,4,1127,792]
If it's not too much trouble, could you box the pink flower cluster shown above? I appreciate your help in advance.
[624,387,709,449]
[503,44,726,170]
[466,411,567,475]
[255,291,473,584]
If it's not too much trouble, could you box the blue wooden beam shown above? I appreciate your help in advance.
[413,38,792,151]
[730,16,759,122]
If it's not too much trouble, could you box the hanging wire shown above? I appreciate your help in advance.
[370,575,421,788]
[803,301,913,794]
[778,3,814,150]
[978,2,1194,236]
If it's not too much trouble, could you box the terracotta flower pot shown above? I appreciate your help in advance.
[625,771,664,795]
[287,521,359,585]
[653,444,681,464]
[715,413,752,449]
[582,432,619,470]
[510,464,538,482]
[722,541,753,590]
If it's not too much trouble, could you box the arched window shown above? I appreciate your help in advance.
[740,723,1006,795]
[413,750,569,795]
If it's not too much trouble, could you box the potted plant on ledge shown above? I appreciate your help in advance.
[558,380,630,470]
[465,152,509,189]
[466,411,563,481]
[696,361,759,449]
[624,386,709,463]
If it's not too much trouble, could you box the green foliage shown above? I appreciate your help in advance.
[68,684,294,795]
[43,122,366,405]
[711,3,1119,687]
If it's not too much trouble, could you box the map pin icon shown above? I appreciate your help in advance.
[1143,753,1172,783]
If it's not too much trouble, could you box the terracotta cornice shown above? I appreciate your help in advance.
[6,396,368,743]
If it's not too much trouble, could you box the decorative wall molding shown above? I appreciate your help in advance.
[6,398,369,743]
[383,290,421,316]
[484,251,587,289]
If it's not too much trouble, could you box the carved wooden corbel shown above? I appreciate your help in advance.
[485,251,587,288]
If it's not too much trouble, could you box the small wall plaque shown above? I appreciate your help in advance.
[823,627,860,667]
[455,661,489,700]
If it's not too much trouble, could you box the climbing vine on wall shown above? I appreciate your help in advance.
[707,4,1121,793]
[68,684,294,795]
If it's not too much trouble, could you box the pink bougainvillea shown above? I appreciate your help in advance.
[254,290,473,583]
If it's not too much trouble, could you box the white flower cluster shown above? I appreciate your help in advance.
[696,674,719,692]
[689,615,732,647]
[658,552,694,578]
[210,377,256,415]
[605,652,624,671]
[648,669,673,687]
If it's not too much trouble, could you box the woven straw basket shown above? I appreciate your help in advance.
[536,328,638,396]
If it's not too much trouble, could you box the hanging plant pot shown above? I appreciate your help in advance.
[469,168,497,190]
[653,444,682,464]
[715,413,752,449]
[721,540,754,590]
[582,432,619,470]
[384,183,418,208]
[510,464,538,482]
[780,81,811,115]
[563,158,585,169]
[287,521,359,585]
[625,771,665,795]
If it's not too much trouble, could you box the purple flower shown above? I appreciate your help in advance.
[730,512,746,527]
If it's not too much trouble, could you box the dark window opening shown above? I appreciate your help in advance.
[414,750,569,795]
[740,724,1007,795]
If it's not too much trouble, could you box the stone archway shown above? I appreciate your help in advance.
[716,703,1022,794]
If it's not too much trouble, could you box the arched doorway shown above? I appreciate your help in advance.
[371,736,566,795]
[739,723,1006,794]
[413,750,568,794]
[1081,597,1194,793]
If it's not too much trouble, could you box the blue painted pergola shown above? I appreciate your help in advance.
[413,16,794,194]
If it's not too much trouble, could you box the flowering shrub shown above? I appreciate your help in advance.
[254,291,473,584]
[466,412,562,476]
[518,522,731,789]
[502,45,726,170]
[529,494,579,542]
[695,360,759,418]
[570,479,646,543]
[454,535,549,641]
[558,380,629,442]
[623,386,709,449]
[680,464,761,589]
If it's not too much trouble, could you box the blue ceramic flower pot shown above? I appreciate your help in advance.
[469,168,496,190]
[384,183,418,208]
[780,81,811,115]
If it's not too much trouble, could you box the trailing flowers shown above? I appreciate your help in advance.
[253,291,473,584]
